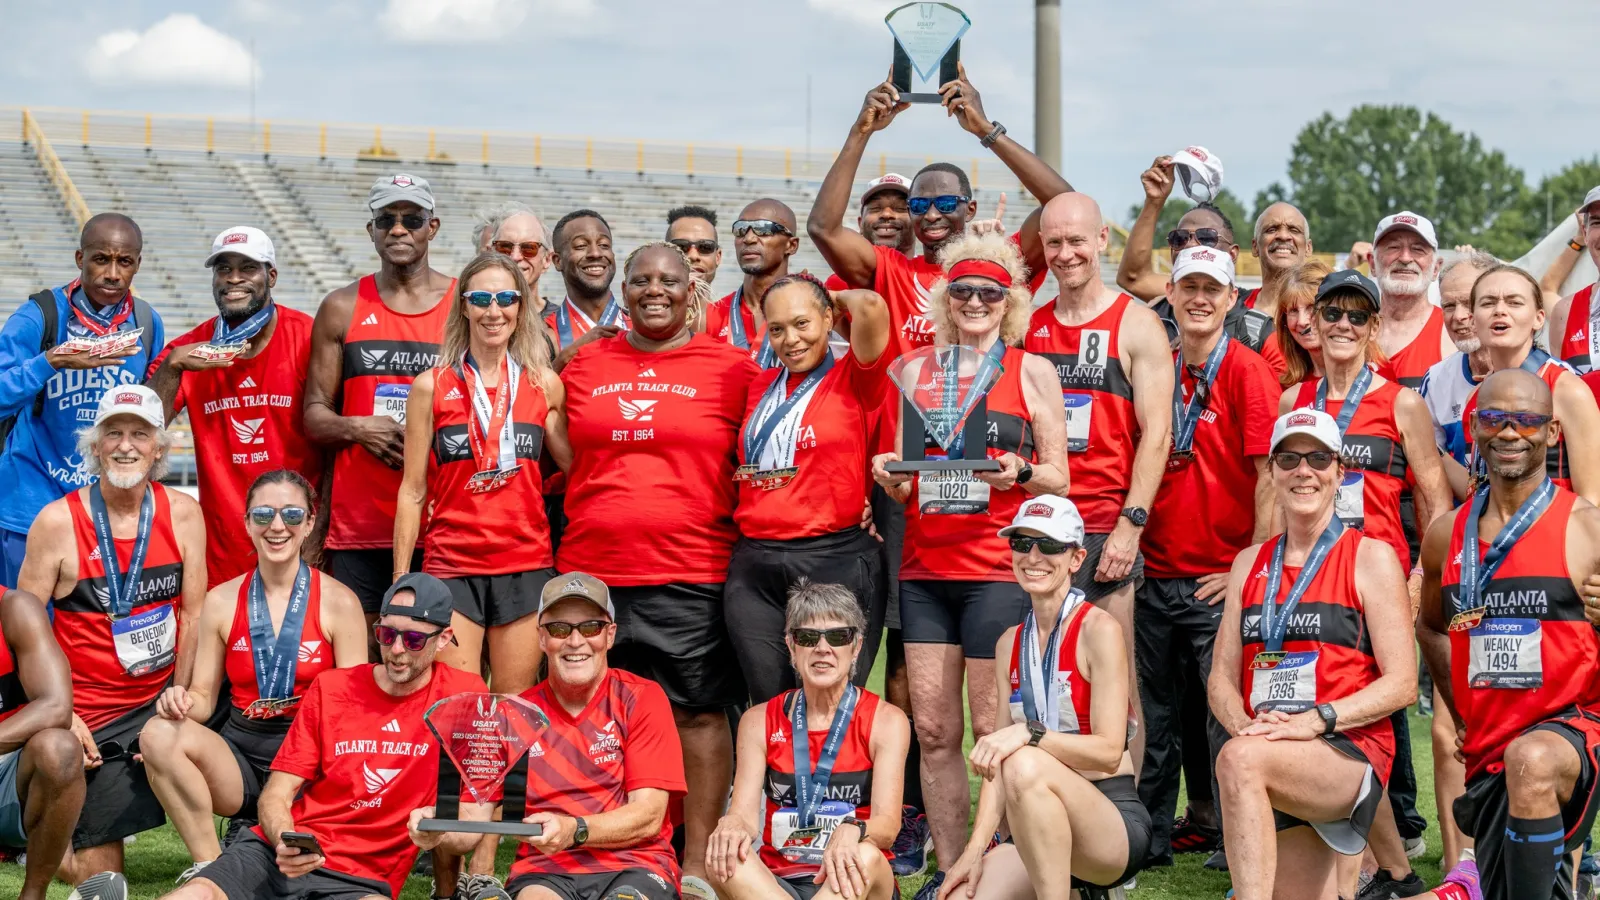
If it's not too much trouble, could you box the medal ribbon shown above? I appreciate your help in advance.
[462,354,520,473]
[1171,334,1230,454]
[247,561,312,701]
[1313,365,1372,436]
[1019,588,1086,729]
[791,685,860,828]
[1259,516,1346,651]
[88,483,153,619]
[1460,478,1555,613]
[944,340,1008,457]
[66,280,133,337]
[727,288,779,369]
[555,295,623,348]
[211,302,276,347]
[743,354,834,467]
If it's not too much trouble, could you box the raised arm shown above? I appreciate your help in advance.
[1117,157,1177,302]
[838,289,890,366]
[808,77,909,289]
[0,590,72,753]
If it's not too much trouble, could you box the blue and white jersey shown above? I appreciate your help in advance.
[1418,351,1480,465]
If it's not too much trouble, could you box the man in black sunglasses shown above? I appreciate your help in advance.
[667,205,724,287]
[703,200,799,367]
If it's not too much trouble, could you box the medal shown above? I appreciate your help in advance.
[1258,516,1344,651]
[190,343,247,363]
[199,302,274,364]
[554,295,624,348]
[742,357,834,473]
[89,483,154,619]
[791,686,860,829]
[247,561,312,702]
[461,354,521,493]
[466,465,522,494]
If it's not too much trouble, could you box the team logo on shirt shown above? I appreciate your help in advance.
[88,545,102,561]
[442,433,469,456]
[529,741,545,758]
[230,417,266,445]
[1033,326,1050,338]
[238,376,257,389]
[769,729,788,745]
[638,368,657,378]
[361,348,389,368]
[381,719,402,733]
[298,640,323,663]
[1574,329,1587,343]
[360,313,380,327]
[232,636,249,651]
[362,762,402,793]
[619,398,657,421]
[443,386,463,401]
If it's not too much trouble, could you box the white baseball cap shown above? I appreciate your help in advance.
[998,495,1086,547]
[94,385,164,429]
[1271,408,1343,454]
[204,226,276,268]
[1373,211,1438,250]
[1171,245,1235,287]
[1582,186,1600,216]
[1171,146,1223,204]
[862,173,911,204]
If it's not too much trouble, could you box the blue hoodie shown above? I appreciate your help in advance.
[0,284,165,534]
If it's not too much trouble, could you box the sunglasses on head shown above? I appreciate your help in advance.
[1008,535,1076,555]
[1272,449,1338,471]
[493,240,543,259]
[948,282,1007,304]
[669,238,720,255]
[464,290,521,308]
[373,212,430,232]
[373,624,443,652]
[908,195,970,216]
[541,619,609,639]
[1167,228,1228,250]
[790,627,858,648]
[1474,408,1552,437]
[1319,305,1373,327]
[248,505,307,527]
[732,219,793,239]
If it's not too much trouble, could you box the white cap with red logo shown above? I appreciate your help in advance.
[1271,408,1343,454]
[1373,211,1439,250]
[94,385,165,429]
[1171,246,1235,287]
[997,495,1086,546]
[204,226,276,268]
[862,173,911,204]
[1171,146,1223,203]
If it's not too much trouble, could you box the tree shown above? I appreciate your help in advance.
[1492,157,1600,253]
[1253,105,1527,256]
[1126,188,1251,245]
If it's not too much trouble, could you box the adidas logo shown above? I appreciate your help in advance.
[238,376,258,390]
[232,636,249,652]
[529,741,545,758]
[360,313,380,327]
[381,719,401,733]
[443,386,463,401]
[363,762,401,793]
[769,729,788,744]
[637,368,657,377]
[298,640,322,662]
[1575,329,1587,342]
[88,546,102,562]
[619,397,657,421]
[1033,326,1049,338]
[360,348,389,368]
[231,417,266,445]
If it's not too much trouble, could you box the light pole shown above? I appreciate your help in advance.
[1034,0,1062,175]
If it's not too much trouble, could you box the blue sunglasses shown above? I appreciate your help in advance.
[908,195,970,216]
[463,290,521,308]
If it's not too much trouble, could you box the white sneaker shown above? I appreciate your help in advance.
[67,871,128,900]
[176,861,212,886]
[1404,836,1427,859]
[681,875,717,900]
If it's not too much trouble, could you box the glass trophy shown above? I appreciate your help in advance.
[886,345,1002,472]
[417,693,550,836]
[886,3,970,103]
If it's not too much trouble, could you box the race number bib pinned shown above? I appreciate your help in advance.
[375,383,411,423]
[1078,329,1110,369]
[770,799,856,866]
[1335,471,1365,529]
[112,603,177,677]
[1062,393,1093,453]
[1248,650,1318,713]
[1468,618,1543,689]
[918,469,991,515]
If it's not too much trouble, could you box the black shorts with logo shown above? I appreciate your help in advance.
[507,867,680,900]
[199,832,394,900]
[74,699,166,849]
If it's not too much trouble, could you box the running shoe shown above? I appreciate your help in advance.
[1169,814,1221,855]
[1355,868,1426,900]
[457,873,512,900]
[912,871,945,900]
[175,861,211,886]
[890,807,932,877]
[66,872,128,900]
[681,874,717,900]
[1404,836,1427,859]
[220,816,252,849]
[1439,855,1482,900]
[1203,846,1229,871]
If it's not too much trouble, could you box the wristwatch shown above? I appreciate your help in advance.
[1316,703,1338,735]
[1026,720,1047,746]
[572,816,589,847]
[841,816,869,841]
[1120,506,1148,527]
[1571,238,1586,251]
[1016,462,1034,485]
[980,121,1007,148]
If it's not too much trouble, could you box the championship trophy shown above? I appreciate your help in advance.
[417,693,550,836]
[886,3,970,103]
[885,345,1002,473]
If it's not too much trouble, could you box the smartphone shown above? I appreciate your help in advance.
[280,831,324,857]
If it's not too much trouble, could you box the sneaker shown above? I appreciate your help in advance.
[890,808,932,877]
[175,861,211,886]
[1203,847,1229,871]
[413,852,434,876]
[67,872,128,900]
[456,873,512,900]
[1404,836,1427,860]
[1355,868,1426,900]
[1439,857,1483,900]
[1170,815,1221,855]
[681,875,717,900]
[913,871,946,900]
[220,816,252,849]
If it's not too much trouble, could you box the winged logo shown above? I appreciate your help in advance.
[231,417,266,445]
[360,348,389,369]
[618,398,657,422]
[363,762,402,794]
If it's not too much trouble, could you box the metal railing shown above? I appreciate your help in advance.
[19,109,92,227]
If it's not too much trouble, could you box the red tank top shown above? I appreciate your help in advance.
[1380,307,1446,389]
[1005,600,1095,735]
[1441,486,1599,778]
[1023,295,1138,531]
[57,484,186,730]
[1559,284,1597,373]
[425,363,553,576]
[1459,358,1572,487]
[1239,529,1396,781]
[901,346,1036,582]
[224,572,333,717]
[760,689,888,879]
[1292,379,1413,569]
[327,275,454,550]
[0,606,27,726]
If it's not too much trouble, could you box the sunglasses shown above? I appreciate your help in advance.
[1319,305,1373,327]
[373,212,430,232]
[669,238,720,255]
[97,738,140,762]
[493,240,544,259]
[1272,450,1338,471]
[948,282,1007,304]
[541,619,609,639]
[1183,365,1214,408]
[1008,535,1076,555]
[791,627,859,648]
[1167,228,1229,250]
[1474,408,1552,437]
[248,505,308,527]
[908,195,970,216]
[373,624,444,652]
[464,290,521,308]
[732,219,793,239]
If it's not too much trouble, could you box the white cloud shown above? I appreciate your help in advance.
[84,14,259,89]
[382,0,600,43]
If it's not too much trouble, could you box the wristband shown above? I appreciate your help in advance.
[1571,238,1585,252]
[1410,565,1424,579]
[980,121,1007,149]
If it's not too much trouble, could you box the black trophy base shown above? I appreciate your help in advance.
[417,818,544,837]
[885,459,1002,472]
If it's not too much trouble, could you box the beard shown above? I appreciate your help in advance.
[1454,334,1482,354]
[218,292,270,324]
[105,467,149,490]
[1487,438,1543,481]
[1377,269,1429,301]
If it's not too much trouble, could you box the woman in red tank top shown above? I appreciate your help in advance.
[394,253,568,701]
[1274,260,1333,388]
[1210,409,1417,900]
[707,582,909,900]
[137,470,367,874]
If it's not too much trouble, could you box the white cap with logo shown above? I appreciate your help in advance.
[1271,408,1343,454]
[1373,211,1439,250]
[862,173,911,204]
[1171,246,1235,287]
[997,495,1086,547]
[204,226,276,268]
[94,385,164,429]
[1171,146,1223,204]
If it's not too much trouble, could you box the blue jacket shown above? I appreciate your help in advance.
[0,284,166,534]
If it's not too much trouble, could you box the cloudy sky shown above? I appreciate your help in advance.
[4,0,1596,223]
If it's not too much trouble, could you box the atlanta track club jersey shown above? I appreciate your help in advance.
[1378,306,1447,390]
[1558,283,1598,373]
[256,663,487,898]
[163,308,321,587]
[508,669,686,888]
[869,234,1047,363]
[558,333,760,585]
[222,573,333,718]
[327,275,454,551]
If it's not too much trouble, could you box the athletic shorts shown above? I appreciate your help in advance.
[871,485,905,631]
[1072,531,1145,605]
[1454,711,1600,900]
[442,568,557,628]
[1272,732,1385,855]
[75,699,166,849]
[507,867,679,900]
[328,548,423,614]
[199,831,393,900]
[1071,775,1152,890]
[899,579,1029,659]
[0,749,24,846]
[219,709,290,823]
[607,583,745,712]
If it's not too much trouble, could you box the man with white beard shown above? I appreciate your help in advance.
[1371,213,1455,389]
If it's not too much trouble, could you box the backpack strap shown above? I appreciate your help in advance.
[28,289,58,420]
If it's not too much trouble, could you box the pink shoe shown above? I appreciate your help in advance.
[1439,858,1483,900]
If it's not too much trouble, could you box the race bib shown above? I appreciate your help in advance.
[112,604,177,677]
[1335,471,1365,529]
[1248,651,1318,713]
[918,469,991,515]
[375,383,411,423]
[1468,618,1543,689]
[771,799,856,866]
[1062,393,1093,453]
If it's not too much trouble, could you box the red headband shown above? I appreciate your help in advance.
[947,259,1012,287]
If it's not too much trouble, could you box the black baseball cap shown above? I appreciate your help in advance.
[380,573,454,628]
[1315,268,1380,309]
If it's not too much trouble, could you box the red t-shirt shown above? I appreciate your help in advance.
[557,334,760,585]
[255,663,488,898]
[1142,341,1279,578]
[163,309,322,588]
[509,669,686,886]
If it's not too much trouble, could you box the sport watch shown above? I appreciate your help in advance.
[1016,462,1034,485]
[1316,703,1338,735]
[1120,506,1149,527]
[572,816,589,847]
[1026,720,1047,746]
[841,817,869,841]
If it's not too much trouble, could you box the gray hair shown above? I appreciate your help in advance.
[471,200,539,251]
[76,420,173,483]
[1440,249,1501,283]
[784,580,867,633]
